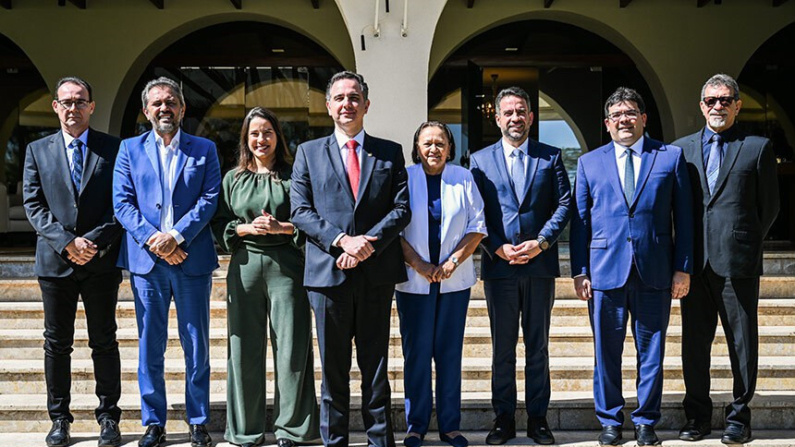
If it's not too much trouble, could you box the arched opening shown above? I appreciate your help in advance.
[738,22,795,245]
[428,20,664,165]
[0,34,56,236]
[120,21,344,173]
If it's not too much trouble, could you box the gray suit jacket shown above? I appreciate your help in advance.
[23,129,122,277]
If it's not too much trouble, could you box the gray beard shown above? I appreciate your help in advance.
[152,119,180,135]
[502,128,527,143]
[708,115,728,129]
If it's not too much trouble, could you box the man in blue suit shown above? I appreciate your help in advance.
[570,87,693,446]
[113,77,221,447]
[290,71,410,447]
[470,86,571,446]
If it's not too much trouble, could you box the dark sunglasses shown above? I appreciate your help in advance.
[702,96,736,108]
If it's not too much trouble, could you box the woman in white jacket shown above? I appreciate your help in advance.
[396,121,487,447]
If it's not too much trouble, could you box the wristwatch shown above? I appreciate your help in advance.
[537,236,550,251]
[450,255,460,267]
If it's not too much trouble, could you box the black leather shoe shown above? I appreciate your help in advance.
[527,418,555,445]
[277,439,295,447]
[635,424,660,446]
[46,419,71,447]
[721,423,751,445]
[679,419,711,441]
[486,418,516,445]
[440,432,468,447]
[138,425,166,447]
[403,434,423,447]
[597,426,622,446]
[189,424,212,447]
[98,417,122,447]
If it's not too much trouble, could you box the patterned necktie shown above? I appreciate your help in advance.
[511,148,525,201]
[706,133,723,195]
[71,139,84,194]
[346,140,360,200]
[623,148,635,204]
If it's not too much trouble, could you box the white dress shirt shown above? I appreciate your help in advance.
[155,129,184,244]
[62,129,89,173]
[501,136,529,177]
[614,136,644,191]
[332,129,366,247]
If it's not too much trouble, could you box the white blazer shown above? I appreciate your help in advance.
[396,163,487,294]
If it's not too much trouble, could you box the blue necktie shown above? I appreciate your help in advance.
[623,148,635,204]
[511,148,525,201]
[706,134,723,195]
[71,139,84,194]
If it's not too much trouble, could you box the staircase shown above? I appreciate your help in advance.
[0,251,794,445]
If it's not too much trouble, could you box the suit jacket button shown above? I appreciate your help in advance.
[629,213,634,218]
[627,237,631,242]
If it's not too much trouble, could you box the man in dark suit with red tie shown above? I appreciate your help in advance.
[290,71,411,447]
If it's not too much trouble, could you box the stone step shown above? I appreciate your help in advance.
[5,431,795,447]
[2,325,794,360]
[1,276,794,302]
[2,299,795,329]
[1,356,794,395]
[0,391,793,433]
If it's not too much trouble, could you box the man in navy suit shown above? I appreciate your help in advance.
[24,77,123,447]
[113,77,221,447]
[470,86,571,446]
[290,71,410,447]
[570,87,694,446]
[676,74,779,445]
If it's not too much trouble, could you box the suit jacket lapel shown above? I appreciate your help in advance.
[630,138,658,209]
[50,132,75,198]
[355,134,377,209]
[709,135,743,204]
[491,141,519,207]
[144,131,161,178]
[325,135,354,204]
[78,128,100,196]
[171,132,190,193]
[520,140,540,204]
[601,142,627,210]
[690,131,710,196]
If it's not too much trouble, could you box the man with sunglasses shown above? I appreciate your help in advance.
[675,74,780,445]
[570,87,693,446]
[23,77,124,447]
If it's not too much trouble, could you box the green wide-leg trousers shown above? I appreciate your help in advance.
[224,246,320,445]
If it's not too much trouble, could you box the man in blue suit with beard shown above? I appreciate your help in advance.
[113,77,221,447]
[470,86,571,446]
[570,87,694,446]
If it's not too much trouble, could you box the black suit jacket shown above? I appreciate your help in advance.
[290,133,411,288]
[23,128,123,277]
[675,128,779,278]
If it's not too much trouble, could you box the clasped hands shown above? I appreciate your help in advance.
[573,271,691,301]
[335,234,378,270]
[496,240,542,265]
[64,237,98,265]
[412,258,457,283]
[147,232,187,265]
[241,211,289,236]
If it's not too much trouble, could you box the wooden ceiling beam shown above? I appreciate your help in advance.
[310,0,319,9]
[466,0,474,8]
[230,0,241,8]
[773,0,788,6]
[149,0,164,9]
[68,0,86,8]
[0,0,11,9]
[697,0,711,6]
[544,0,554,7]
[620,0,632,7]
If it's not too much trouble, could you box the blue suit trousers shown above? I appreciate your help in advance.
[589,267,671,427]
[132,260,212,426]
[395,284,470,434]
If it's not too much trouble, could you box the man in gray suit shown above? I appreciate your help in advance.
[676,74,780,445]
[23,77,123,447]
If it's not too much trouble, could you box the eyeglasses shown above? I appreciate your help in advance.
[702,96,736,108]
[56,99,91,110]
[607,110,640,122]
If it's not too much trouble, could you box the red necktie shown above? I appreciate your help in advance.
[346,139,360,200]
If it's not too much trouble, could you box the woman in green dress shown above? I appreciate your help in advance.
[212,107,319,447]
